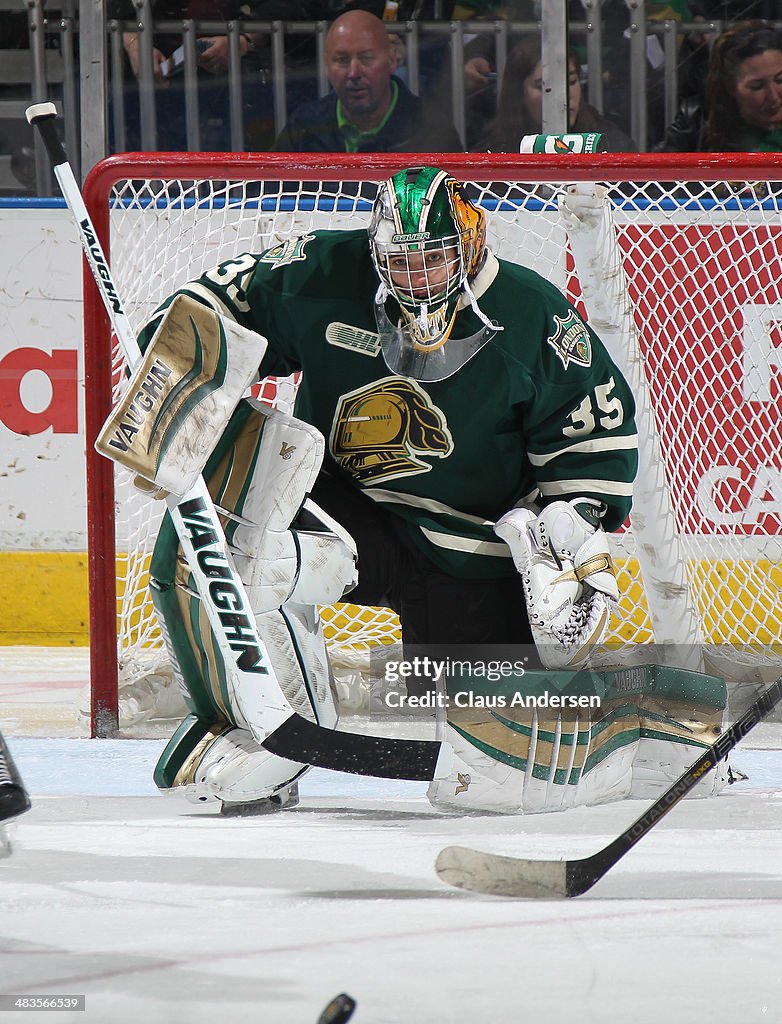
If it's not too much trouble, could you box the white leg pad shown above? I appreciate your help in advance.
[574,739,636,807]
[254,603,338,727]
[230,404,357,613]
[152,403,354,805]
[427,725,525,814]
[631,736,731,798]
[428,700,728,815]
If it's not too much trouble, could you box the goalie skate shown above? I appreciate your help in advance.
[220,781,301,817]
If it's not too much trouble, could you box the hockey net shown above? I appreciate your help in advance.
[83,153,782,736]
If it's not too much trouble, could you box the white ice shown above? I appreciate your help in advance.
[2,649,782,1023]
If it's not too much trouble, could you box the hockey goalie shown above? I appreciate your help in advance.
[98,164,734,815]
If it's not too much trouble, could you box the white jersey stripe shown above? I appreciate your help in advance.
[538,478,635,498]
[365,488,493,527]
[527,433,639,467]
[419,527,512,557]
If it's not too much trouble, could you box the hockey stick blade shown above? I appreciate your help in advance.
[436,675,782,898]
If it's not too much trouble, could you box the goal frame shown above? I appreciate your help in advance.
[82,150,782,737]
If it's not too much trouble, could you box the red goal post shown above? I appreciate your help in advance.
[83,152,782,737]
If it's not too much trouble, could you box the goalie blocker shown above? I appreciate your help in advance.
[96,294,267,499]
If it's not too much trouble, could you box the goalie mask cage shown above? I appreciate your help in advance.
[83,152,782,737]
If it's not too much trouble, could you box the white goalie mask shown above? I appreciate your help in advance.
[369,166,500,381]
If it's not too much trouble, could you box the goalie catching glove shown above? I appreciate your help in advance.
[495,498,618,668]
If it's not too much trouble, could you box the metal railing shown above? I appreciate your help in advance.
[17,0,731,194]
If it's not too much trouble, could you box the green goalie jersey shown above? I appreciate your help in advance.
[142,229,638,580]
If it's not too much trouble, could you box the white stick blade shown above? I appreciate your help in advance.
[435,845,569,898]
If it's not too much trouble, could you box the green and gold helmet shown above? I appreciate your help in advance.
[369,166,495,381]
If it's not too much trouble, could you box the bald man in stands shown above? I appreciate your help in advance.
[274,10,463,152]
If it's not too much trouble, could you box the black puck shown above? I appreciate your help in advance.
[317,992,356,1023]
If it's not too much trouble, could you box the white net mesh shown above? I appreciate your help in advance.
[85,163,782,728]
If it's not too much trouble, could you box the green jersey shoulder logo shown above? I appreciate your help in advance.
[546,310,592,369]
[259,234,314,268]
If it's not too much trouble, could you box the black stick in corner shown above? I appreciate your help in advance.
[436,675,782,898]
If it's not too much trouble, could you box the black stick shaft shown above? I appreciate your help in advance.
[26,104,68,167]
[569,675,782,894]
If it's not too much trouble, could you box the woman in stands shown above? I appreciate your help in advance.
[476,34,636,154]
[658,20,782,151]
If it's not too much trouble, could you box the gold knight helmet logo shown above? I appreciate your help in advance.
[330,377,453,484]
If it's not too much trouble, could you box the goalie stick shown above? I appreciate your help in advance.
[435,675,782,898]
[27,101,446,783]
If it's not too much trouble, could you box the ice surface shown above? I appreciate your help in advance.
[2,649,782,1023]
[1,737,781,1024]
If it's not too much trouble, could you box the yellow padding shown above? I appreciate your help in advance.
[0,551,89,646]
[319,602,400,648]
[4,551,781,652]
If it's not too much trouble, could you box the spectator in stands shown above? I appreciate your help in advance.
[273,10,463,152]
[477,36,636,153]
[326,0,455,98]
[0,7,36,192]
[690,0,782,16]
[108,1,264,151]
[328,0,454,16]
[657,20,782,151]
[459,3,643,149]
[678,1,782,103]
[243,0,334,151]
